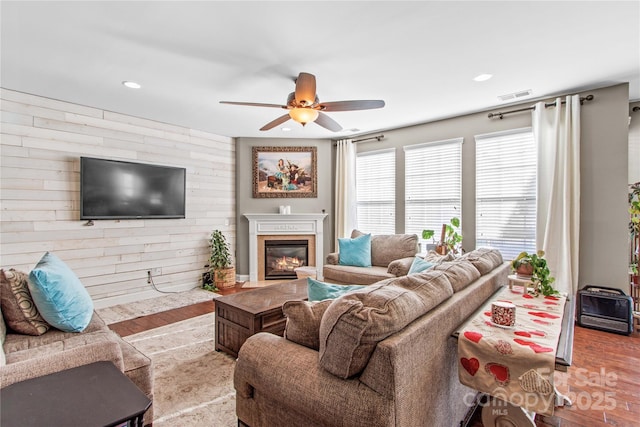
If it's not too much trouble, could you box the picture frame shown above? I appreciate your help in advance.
[252,146,317,198]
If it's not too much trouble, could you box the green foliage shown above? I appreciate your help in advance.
[422,217,463,254]
[208,230,232,280]
[443,217,463,253]
[629,182,640,275]
[512,250,559,297]
[422,229,435,241]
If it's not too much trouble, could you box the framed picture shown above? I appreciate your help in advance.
[253,146,317,198]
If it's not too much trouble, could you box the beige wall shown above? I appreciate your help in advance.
[347,83,630,293]
[0,89,235,307]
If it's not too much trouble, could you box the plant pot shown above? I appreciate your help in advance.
[516,264,534,276]
[214,266,236,289]
[435,245,448,255]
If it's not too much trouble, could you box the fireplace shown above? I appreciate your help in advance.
[264,240,308,280]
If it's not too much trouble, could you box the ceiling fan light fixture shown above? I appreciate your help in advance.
[289,107,319,126]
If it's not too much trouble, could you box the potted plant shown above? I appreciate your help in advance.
[629,182,640,286]
[422,217,463,255]
[511,250,559,296]
[421,229,438,252]
[206,230,236,290]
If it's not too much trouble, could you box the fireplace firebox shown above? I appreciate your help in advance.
[264,240,308,280]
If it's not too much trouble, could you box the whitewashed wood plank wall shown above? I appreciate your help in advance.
[0,89,235,308]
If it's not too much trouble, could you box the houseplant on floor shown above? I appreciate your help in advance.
[205,230,236,290]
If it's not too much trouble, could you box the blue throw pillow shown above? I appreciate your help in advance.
[338,233,372,267]
[28,252,94,332]
[307,278,365,302]
[408,256,435,274]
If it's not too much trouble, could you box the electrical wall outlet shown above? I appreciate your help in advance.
[151,267,162,276]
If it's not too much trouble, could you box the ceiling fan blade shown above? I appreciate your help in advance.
[314,112,342,132]
[260,114,291,131]
[294,72,316,107]
[220,101,286,109]
[320,100,385,112]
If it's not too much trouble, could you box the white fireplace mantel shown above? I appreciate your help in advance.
[245,213,328,282]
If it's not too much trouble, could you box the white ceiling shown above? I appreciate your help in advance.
[2,1,639,140]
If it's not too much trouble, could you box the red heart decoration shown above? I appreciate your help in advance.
[514,331,531,337]
[530,330,546,337]
[530,344,554,353]
[545,295,560,301]
[464,331,483,343]
[461,357,479,376]
[486,362,510,384]
[544,301,559,305]
[533,319,550,325]
[522,294,534,299]
[523,304,538,309]
[514,338,536,347]
[498,299,513,304]
[484,311,492,317]
[528,311,560,319]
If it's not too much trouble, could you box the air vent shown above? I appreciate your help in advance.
[498,89,532,102]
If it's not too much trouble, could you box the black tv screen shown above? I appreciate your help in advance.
[80,157,186,220]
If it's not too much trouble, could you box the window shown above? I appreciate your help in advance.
[475,128,536,260]
[356,149,395,234]
[405,138,462,250]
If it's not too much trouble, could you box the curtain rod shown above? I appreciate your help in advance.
[488,94,594,119]
[353,134,384,143]
[332,134,384,146]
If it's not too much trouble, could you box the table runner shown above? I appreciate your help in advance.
[458,285,566,415]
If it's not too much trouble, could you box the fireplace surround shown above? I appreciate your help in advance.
[245,213,327,282]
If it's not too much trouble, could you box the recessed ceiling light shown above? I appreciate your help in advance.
[281,127,291,132]
[473,74,493,82]
[122,81,141,89]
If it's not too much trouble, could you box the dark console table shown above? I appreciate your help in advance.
[0,361,151,427]
[214,279,308,357]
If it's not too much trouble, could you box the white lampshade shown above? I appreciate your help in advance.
[289,108,319,126]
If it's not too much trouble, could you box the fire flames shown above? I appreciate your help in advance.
[272,256,302,272]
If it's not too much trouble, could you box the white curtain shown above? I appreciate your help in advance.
[532,95,581,295]
[334,139,358,240]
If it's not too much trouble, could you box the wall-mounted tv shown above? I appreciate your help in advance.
[80,157,186,220]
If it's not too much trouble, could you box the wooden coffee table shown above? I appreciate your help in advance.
[214,278,308,357]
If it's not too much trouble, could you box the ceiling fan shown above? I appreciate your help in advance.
[220,72,385,132]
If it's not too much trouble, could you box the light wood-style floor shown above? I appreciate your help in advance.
[109,285,640,427]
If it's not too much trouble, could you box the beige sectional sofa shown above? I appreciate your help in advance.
[235,247,508,427]
[323,231,419,285]
[1,267,154,427]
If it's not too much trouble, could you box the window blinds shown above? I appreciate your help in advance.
[404,138,462,249]
[475,128,536,260]
[356,148,395,235]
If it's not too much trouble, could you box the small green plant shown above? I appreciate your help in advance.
[422,217,463,254]
[208,229,232,283]
[512,250,559,296]
[442,217,463,254]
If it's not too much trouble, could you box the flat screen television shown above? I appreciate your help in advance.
[80,157,186,220]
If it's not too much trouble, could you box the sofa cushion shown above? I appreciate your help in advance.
[28,252,94,333]
[423,250,456,264]
[352,230,418,267]
[0,269,50,336]
[408,257,435,274]
[323,265,394,286]
[283,299,333,350]
[432,260,481,292]
[307,278,366,302]
[319,271,454,379]
[338,233,372,267]
[460,247,504,275]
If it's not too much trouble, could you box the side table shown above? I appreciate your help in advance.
[0,361,151,427]
[508,274,534,293]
